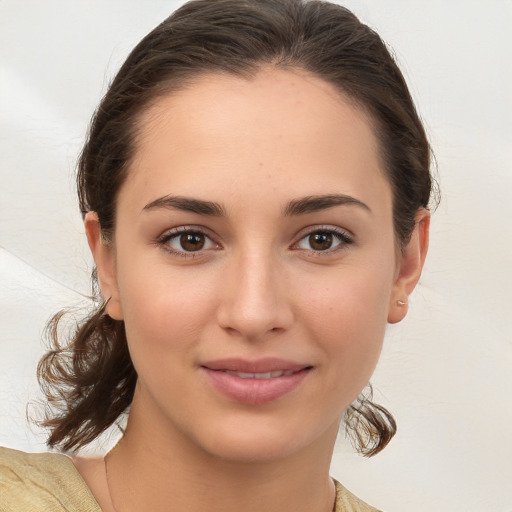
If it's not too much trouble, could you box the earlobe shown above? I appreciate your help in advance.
[84,212,124,320]
[387,208,430,324]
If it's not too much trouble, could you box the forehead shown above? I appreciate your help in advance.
[122,67,391,215]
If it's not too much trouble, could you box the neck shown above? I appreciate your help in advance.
[106,392,339,512]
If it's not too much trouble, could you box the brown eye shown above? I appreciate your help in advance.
[308,232,333,251]
[180,233,205,251]
[161,229,218,256]
[295,228,353,253]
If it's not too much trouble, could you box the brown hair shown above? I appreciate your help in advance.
[37,0,435,455]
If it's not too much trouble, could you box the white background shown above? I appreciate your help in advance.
[1,1,511,510]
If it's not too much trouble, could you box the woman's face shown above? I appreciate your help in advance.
[90,68,423,462]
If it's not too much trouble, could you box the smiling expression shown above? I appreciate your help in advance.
[90,67,413,462]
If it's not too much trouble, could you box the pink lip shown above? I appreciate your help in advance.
[201,357,308,373]
[200,358,312,405]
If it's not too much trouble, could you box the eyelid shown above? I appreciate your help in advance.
[154,224,353,258]
[156,225,221,258]
[291,225,354,253]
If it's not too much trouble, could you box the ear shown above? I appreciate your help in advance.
[84,212,124,320]
[387,208,430,324]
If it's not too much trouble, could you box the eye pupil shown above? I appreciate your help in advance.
[309,232,333,251]
[180,233,205,251]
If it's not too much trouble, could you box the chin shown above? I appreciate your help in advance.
[202,434,302,464]
[190,414,337,465]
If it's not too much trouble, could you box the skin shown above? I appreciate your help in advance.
[76,67,429,512]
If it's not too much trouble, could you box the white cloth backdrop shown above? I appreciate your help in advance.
[1,1,511,510]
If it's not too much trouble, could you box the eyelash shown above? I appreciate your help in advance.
[292,226,354,256]
[156,226,220,259]
[156,225,354,258]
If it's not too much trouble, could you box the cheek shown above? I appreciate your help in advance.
[115,258,218,360]
[299,262,394,369]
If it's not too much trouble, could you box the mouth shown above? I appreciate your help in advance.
[200,358,312,405]
[200,357,310,373]
[222,369,298,379]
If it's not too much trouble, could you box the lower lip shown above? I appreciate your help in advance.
[201,368,311,405]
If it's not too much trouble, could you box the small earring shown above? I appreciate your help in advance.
[98,296,112,314]
[397,299,407,307]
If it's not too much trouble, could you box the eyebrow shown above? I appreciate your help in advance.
[142,193,370,217]
[283,194,371,216]
[143,195,226,216]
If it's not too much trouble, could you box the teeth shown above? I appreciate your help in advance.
[225,370,294,379]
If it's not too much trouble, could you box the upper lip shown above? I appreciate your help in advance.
[200,358,311,373]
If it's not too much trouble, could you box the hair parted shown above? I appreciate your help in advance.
[37,0,435,455]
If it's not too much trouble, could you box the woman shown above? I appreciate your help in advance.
[0,0,432,510]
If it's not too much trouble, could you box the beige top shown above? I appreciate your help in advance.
[0,447,382,512]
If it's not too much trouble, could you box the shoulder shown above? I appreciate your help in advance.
[333,479,384,512]
[0,446,101,512]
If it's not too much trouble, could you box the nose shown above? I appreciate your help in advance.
[216,250,294,341]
